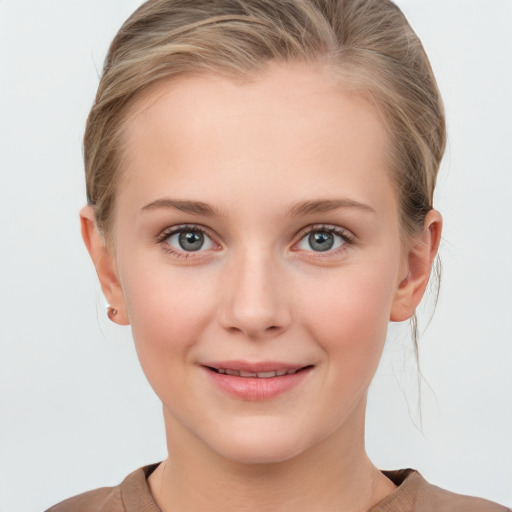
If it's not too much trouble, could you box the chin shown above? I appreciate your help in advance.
[206,417,316,466]
[217,440,303,466]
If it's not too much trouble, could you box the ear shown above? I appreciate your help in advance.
[80,206,130,325]
[390,209,442,322]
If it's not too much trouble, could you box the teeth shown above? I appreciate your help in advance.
[240,370,258,377]
[256,371,277,378]
[214,368,301,378]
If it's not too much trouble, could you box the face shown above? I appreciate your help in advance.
[93,62,425,465]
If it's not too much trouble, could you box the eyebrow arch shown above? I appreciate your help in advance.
[141,198,225,217]
[141,197,376,218]
[284,199,376,219]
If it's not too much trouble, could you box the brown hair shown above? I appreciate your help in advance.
[84,0,445,349]
[85,0,445,238]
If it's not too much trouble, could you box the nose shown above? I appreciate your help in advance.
[218,249,291,340]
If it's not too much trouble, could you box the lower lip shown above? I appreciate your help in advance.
[203,367,312,401]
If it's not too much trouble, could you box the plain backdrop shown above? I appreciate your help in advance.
[1,1,511,511]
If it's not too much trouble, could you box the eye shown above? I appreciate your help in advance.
[296,226,351,253]
[161,226,216,254]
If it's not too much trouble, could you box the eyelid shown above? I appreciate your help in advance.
[292,223,355,254]
[156,223,221,258]
[155,222,354,259]
[294,223,354,242]
[295,223,355,239]
[156,223,214,243]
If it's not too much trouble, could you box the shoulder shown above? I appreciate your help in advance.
[45,485,122,512]
[415,481,510,512]
[374,469,510,512]
[44,463,161,512]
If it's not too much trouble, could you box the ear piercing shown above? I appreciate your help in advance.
[107,307,118,321]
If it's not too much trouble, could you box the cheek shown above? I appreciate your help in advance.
[297,261,398,386]
[119,262,218,386]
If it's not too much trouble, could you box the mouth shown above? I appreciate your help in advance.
[205,366,313,378]
[202,362,314,400]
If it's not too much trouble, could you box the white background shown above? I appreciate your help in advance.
[1,1,511,510]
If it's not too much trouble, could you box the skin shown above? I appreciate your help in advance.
[82,61,441,512]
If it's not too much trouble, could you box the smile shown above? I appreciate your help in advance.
[202,363,314,400]
[207,367,304,378]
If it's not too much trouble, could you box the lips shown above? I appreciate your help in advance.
[202,361,313,400]
[207,367,303,378]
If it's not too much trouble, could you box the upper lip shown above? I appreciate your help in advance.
[201,360,311,373]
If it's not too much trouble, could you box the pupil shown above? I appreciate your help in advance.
[178,231,204,251]
[309,231,334,252]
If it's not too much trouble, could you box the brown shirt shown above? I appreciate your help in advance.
[46,464,510,512]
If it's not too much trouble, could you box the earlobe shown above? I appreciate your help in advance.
[390,210,442,322]
[80,206,130,326]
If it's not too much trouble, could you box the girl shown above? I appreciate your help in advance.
[36,0,508,510]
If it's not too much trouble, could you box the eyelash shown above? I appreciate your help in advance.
[155,223,355,259]
[294,224,355,258]
[156,224,214,259]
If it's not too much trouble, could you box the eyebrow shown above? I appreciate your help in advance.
[141,198,225,217]
[141,197,375,218]
[284,199,376,219]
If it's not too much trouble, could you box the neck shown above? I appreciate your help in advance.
[149,399,396,512]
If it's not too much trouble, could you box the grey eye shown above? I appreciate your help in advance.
[179,231,204,251]
[297,229,346,252]
[308,231,334,251]
[166,229,214,252]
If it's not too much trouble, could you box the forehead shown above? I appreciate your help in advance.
[118,61,395,219]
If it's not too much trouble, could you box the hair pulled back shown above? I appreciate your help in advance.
[84,0,446,359]
[85,0,445,245]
